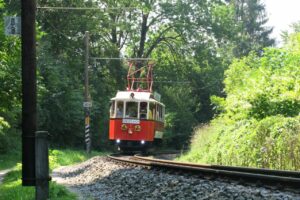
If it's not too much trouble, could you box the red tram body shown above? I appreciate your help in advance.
[109,60,165,151]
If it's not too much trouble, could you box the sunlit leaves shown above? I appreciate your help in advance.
[222,48,300,120]
[191,33,300,170]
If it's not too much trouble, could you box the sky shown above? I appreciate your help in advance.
[263,0,300,45]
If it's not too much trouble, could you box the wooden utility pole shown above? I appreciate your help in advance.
[22,2,50,199]
[21,0,36,187]
[84,31,91,153]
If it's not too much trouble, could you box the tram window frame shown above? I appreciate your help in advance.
[149,102,156,120]
[116,101,124,118]
[139,101,148,119]
[110,100,115,118]
[156,104,159,121]
[158,104,162,121]
[160,105,163,121]
[125,101,138,119]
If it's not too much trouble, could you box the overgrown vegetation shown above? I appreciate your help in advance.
[0,148,20,170]
[3,0,291,175]
[49,149,108,169]
[1,0,274,152]
[0,149,107,199]
[180,29,300,170]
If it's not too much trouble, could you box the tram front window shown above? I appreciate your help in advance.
[116,101,124,118]
[126,102,138,118]
[140,102,147,119]
[149,102,155,120]
[110,101,115,118]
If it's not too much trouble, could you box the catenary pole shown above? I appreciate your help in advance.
[84,31,91,153]
[21,0,37,186]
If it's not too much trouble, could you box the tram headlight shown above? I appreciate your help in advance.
[141,140,145,145]
[116,139,121,143]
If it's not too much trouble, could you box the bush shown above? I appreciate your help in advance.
[180,42,300,170]
[181,116,300,170]
[0,117,10,153]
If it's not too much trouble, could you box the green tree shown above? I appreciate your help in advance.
[227,0,274,57]
[183,32,300,170]
[0,0,277,150]
[0,0,22,153]
[35,0,231,148]
[281,21,300,52]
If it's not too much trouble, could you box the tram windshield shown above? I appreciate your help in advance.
[110,100,115,118]
[149,102,155,120]
[140,102,147,119]
[125,102,138,118]
[116,101,124,118]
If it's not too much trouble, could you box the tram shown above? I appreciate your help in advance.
[109,60,165,151]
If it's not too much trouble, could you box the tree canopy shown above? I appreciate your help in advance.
[181,29,300,170]
[0,0,274,151]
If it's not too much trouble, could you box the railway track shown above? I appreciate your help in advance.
[108,154,300,191]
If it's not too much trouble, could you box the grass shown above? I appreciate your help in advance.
[0,148,109,200]
[177,124,220,163]
[0,164,77,200]
[49,149,108,169]
[178,117,300,171]
[0,150,21,171]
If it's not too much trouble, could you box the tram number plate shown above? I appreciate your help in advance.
[122,119,140,124]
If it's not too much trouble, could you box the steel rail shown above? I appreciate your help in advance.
[107,155,151,167]
[134,155,300,178]
[108,154,300,189]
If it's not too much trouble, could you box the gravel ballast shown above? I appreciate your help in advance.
[52,156,300,200]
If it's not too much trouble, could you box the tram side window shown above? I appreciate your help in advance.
[110,100,115,118]
[158,104,162,121]
[140,102,147,119]
[149,103,156,120]
[126,102,138,118]
[156,104,159,121]
[116,101,124,118]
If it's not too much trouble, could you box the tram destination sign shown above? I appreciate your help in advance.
[122,119,140,124]
[4,16,21,36]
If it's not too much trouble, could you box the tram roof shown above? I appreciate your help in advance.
[111,91,163,105]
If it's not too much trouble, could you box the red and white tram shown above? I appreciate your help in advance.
[109,60,165,151]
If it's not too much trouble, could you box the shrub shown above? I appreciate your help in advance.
[181,116,300,170]
[0,117,10,153]
[180,42,300,170]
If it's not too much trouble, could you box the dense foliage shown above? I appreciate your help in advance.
[180,33,300,170]
[0,0,274,152]
[226,0,274,57]
[0,0,22,153]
